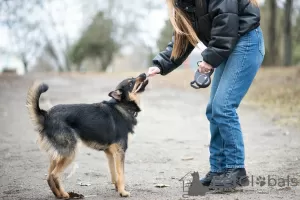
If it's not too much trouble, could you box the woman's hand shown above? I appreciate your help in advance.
[147,66,161,77]
[198,61,213,73]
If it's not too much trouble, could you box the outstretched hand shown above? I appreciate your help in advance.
[147,66,161,77]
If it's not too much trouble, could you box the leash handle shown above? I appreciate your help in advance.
[190,61,214,89]
[190,80,201,89]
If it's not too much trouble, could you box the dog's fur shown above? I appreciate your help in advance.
[26,74,148,199]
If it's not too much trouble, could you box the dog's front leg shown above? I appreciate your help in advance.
[115,149,130,197]
[107,144,130,197]
[105,149,117,190]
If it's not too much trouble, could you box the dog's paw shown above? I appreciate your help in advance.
[68,191,84,199]
[61,192,70,199]
[119,190,130,197]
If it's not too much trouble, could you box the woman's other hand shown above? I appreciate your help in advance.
[147,66,161,77]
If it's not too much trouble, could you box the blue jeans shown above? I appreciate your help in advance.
[206,27,265,172]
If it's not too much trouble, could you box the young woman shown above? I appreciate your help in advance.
[147,0,265,188]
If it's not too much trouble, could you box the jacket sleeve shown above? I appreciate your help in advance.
[201,0,239,68]
[152,34,195,76]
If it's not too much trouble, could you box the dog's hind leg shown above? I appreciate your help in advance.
[47,159,62,198]
[108,144,130,197]
[48,155,75,199]
[105,149,118,190]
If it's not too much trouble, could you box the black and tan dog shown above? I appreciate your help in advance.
[26,73,148,199]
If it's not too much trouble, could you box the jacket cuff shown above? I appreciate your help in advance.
[201,48,225,68]
[152,60,166,75]
[154,64,163,75]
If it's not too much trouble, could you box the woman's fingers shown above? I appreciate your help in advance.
[198,61,213,73]
[148,66,161,76]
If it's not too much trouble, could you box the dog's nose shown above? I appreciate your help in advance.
[137,73,147,81]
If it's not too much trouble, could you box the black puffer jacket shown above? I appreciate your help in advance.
[152,0,261,75]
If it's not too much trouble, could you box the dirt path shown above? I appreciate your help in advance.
[0,73,299,200]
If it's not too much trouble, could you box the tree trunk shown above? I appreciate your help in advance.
[21,54,28,74]
[57,65,64,72]
[65,56,71,71]
[284,0,293,66]
[268,0,277,66]
[23,61,28,74]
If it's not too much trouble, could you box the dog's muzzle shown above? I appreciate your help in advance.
[134,73,149,93]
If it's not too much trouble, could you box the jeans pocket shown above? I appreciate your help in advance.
[255,27,265,57]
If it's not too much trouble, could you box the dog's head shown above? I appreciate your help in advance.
[108,73,149,107]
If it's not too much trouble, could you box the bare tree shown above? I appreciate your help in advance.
[39,0,73,72]
[1,0,45,73]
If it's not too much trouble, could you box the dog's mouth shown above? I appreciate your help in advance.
[134,73,149,93]
[135,79,148,93]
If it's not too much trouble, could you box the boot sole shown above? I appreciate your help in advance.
[237,176,250,187]
[208,176,250,190]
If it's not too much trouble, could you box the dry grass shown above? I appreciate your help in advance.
[244,66,300,128]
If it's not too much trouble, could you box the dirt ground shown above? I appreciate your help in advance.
[0,72,300,200]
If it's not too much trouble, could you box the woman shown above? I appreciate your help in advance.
[148,0,265,188]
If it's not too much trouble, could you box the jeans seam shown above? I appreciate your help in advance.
[223,33,250,168]
[255,27,265,57]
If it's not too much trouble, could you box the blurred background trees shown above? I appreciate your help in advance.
[257,0,300,66]
[0,0,299,74]
[156,19,173,52]
[68,11,118,72]
[0,0,163,73]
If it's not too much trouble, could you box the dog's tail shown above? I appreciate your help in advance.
[26,81,49,131]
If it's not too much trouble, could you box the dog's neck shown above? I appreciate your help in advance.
[106,98,141,118]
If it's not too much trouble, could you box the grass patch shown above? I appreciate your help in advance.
[244,66,300,128]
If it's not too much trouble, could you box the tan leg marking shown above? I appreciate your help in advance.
[107,144,130,197]
[105,149,118,190]
[48,155,75,199]
[47,159,61,198]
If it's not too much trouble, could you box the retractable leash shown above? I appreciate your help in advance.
[190,61,214,89]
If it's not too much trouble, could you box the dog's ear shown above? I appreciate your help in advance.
[108,89,122,101]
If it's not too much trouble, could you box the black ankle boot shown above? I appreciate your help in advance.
[200,171,224,186]
[210,168,250,189]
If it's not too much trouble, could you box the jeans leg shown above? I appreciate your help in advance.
[206,62,226,173]
[211,27,265,169]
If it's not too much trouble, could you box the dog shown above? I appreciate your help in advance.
[26,73,149,199]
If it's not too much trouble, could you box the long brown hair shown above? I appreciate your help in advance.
[166,0,258,59]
